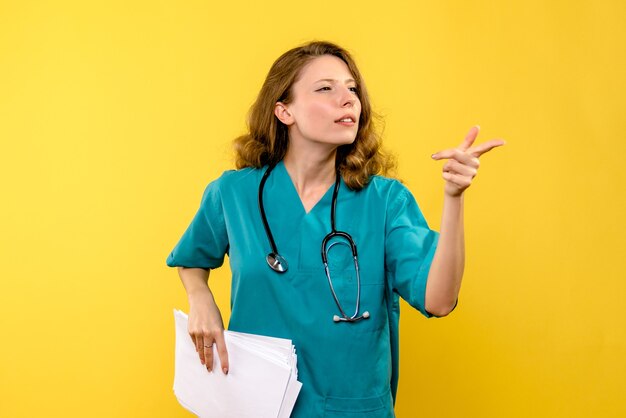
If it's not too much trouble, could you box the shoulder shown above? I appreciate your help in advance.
[362,176,434,237]
[360,175,413,204]
[360,175,426,222]
[206,166,263,194]
[195,166,262,208]
[215,166,261,185]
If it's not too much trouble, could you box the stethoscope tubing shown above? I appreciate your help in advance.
[258,162,369,322]
[258,163,280,256]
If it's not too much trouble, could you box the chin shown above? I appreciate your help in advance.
[323,139,355,148]
[308,132,358,147]
[341,135,358,145]
[333,133,358,145]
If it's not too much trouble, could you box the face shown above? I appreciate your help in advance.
[275,55,362,148]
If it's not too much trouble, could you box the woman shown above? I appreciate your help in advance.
[166,40,504,417]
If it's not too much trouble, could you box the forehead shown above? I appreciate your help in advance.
[295,55,354,84]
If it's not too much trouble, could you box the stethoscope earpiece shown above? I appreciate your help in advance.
[332,311,370,323]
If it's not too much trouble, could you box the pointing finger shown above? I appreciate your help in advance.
[468,139,506,157]
[431,148,476,165]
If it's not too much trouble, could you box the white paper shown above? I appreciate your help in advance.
[278,372,303,418]
[173,309,302,418]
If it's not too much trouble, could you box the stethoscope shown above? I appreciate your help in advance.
[258,163,370,323]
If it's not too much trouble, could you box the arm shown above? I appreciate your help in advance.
[178,267,229,374]
[425,194,464,317]
[426,126,505,317]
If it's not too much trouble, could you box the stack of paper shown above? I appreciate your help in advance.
[173,309,302,418]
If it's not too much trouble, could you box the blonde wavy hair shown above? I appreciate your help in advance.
[233,41,396,190]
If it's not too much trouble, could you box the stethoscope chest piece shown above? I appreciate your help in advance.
[266,252,288,273]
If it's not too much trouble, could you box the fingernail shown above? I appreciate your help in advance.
[223,367,229,375]
[475,125,480,130]
[431,154,437,159]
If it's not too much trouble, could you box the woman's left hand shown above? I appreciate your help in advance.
[431,126,505,197]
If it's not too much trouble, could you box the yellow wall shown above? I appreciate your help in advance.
[1,1,624,416]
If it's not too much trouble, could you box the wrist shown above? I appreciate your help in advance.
[444,189,465,200]
[187,286,213,304]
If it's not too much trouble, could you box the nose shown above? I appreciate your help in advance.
[340,86,357,108]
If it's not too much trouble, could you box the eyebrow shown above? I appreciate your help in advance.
[314,78,357,84]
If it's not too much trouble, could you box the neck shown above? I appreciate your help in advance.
[282,142,337,195]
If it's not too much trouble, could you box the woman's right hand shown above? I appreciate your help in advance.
[187,290,229,374]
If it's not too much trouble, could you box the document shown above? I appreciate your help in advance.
[173,309,302,418]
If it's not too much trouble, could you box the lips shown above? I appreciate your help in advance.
[335,114,357,123]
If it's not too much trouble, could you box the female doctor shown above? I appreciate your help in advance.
[166,41,504,417]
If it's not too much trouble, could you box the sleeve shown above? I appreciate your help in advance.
[384,182,440,318]
[165,178,229,269]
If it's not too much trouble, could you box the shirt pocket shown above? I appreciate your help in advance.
[324,261,386,333]
[323,387,394,417]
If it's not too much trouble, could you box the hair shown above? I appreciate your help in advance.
[233,40,396,190]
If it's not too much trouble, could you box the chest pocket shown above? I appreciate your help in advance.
[323,387,394,417]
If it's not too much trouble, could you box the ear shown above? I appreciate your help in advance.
[274,102,294,125]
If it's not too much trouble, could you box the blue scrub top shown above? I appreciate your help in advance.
[166,159,440,417]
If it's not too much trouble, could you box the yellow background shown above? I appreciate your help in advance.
[1,0,624,417]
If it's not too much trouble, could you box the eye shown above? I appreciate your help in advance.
[316,86,331,91]
[349,86,358,93]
